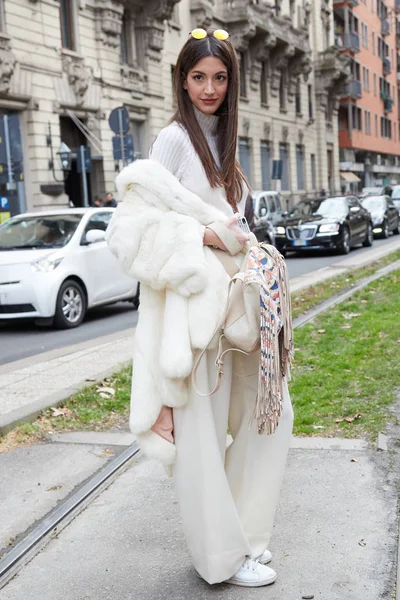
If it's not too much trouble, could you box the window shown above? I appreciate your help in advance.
[372,31,375,54]
[296,145,305,191]
[308,84,313,120]
[381,116,392,138]
[84,212,113,236]
[260,142,271,190]
[279,70,286,111]
[363,67,370,92]
[120,10,143,67]
[352,105,362,130]
[374,73,377,95]
[240,53,247,98]
[0,0,5,32]
[310,154,316,189]
[295,79,301,114]
[279,143,289,191]
[362,23,368,48]
[239,138,252,184]
[260,61,268,105]
[375,114,378,136]
[60,0,77,50]
[365,110,371,134]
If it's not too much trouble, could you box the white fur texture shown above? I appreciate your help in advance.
[137,430,176,466]
[107,159,233,464]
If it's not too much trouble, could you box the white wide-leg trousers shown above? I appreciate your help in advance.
[173,348,294,585]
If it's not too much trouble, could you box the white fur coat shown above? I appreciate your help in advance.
[106,159,234,465]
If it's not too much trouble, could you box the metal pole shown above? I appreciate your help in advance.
[118,109,126,167]
[80,145,89,207]
[4,115,14,189]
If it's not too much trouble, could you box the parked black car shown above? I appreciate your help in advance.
[274,196,374,255]
[360,195,400,238]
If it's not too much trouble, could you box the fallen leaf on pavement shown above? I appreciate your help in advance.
[302,596,314,599]
[46,485,62,492]
[342,312,362,320]
[341,324,352,330]
[361,299,368,304]
[358,539,367,547]
[351,458,359,463]
[85,377,96,382]
[335,418,344,423]
[344,416,354,423]
[317,329,326,334]
[344,368,351,372]
[97,386,115,396]
[103,449,115,456]
[50,407,75,418]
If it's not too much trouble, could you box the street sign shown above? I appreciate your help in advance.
[112,135,134,164]
[272,160,283,180]
[0,196,8,209]
[109,106,130,136]
[76,146,92,173]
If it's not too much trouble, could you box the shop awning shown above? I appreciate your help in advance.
[340,171,361,183]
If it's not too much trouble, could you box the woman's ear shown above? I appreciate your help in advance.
[182,74,187,90]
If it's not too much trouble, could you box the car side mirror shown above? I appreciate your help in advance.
[350,206,360,213]
[85,229,106,244]
[282,211,288,217]
[260,207,267,217]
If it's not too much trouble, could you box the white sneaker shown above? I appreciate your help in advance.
[226,558,277,587]
[257,549,272,564]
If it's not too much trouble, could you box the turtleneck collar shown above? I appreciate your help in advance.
[194,106,219,136]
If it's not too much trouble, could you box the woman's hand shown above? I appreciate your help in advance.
[224,215,250,246]
[203,216,249,251]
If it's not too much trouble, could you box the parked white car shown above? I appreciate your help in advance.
[0,208,139,329]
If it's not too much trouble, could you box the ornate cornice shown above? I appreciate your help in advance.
[94,0,124,48]
[0,38,16,94]
[314,46,351,107]
[62,53,91,105]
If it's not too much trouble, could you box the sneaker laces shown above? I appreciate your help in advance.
[242,557,260,572]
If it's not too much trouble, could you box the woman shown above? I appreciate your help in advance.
[106,29,293,588]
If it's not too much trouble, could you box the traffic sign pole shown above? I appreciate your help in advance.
[80,145,89,207]
[118,110,126,167]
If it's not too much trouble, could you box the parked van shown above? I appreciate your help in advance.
[391,185,400,215]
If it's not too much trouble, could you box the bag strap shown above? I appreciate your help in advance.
[191,276,248,397]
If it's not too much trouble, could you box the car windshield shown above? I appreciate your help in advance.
[0,214,83,249]
[315,198,347,218]
[362,196,386,211]
[288,201,315,218]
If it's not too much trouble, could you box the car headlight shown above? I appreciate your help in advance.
[30,256,63,273]
[274,226,285,235]
[319,223,340,233]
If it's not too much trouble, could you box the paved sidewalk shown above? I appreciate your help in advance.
[1,437,398,600]
[0,238,399,433]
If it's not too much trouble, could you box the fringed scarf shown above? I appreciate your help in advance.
[243,244,294,434]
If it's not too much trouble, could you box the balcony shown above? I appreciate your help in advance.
[383,57,391,75]
[335,32,360,54]
[384,98,394,113]
[344,78,362,99]
[381,18,390,37]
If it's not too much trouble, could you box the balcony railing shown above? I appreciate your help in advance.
[335,32,360,53]
[384,98,394,113]
[345,79,362,99]
[381,18,390,37]
[383,57,391,75]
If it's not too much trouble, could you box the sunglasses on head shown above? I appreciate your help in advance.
[190,28,230,41]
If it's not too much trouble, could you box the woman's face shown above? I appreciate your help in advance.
[184,56,228,115]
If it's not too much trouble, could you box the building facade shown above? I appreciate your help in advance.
[335,0,400,191]
[0,0,349,219]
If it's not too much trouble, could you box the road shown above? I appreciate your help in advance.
[0,236,397,366]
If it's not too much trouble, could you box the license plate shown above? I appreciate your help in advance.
[292,240,308,247]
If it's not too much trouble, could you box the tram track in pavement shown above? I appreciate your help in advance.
[1,257,399,590]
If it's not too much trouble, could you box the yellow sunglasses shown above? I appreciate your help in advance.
[190,28,230,41]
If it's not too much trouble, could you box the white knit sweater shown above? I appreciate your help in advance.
[150,107,247,217]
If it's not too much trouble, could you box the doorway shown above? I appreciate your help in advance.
[60,116,92,207]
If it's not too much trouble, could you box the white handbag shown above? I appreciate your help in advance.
[192,240,293,435]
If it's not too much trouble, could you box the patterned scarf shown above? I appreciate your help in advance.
[243,244,294,434]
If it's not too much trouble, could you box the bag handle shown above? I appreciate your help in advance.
[191,276,248,397]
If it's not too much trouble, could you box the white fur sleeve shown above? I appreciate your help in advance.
[105,198,208,297]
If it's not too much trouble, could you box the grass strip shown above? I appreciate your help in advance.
[291,269,400,439]
[1,249,399,451]
[291,247,400,318]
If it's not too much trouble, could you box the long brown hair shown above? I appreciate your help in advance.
[172,32,247,209]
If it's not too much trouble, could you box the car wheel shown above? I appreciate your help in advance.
[381,220,389,239]
[339,227,351,254]
[393,219,400,235]
[362,223,373,247]
[54,279,87,329]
